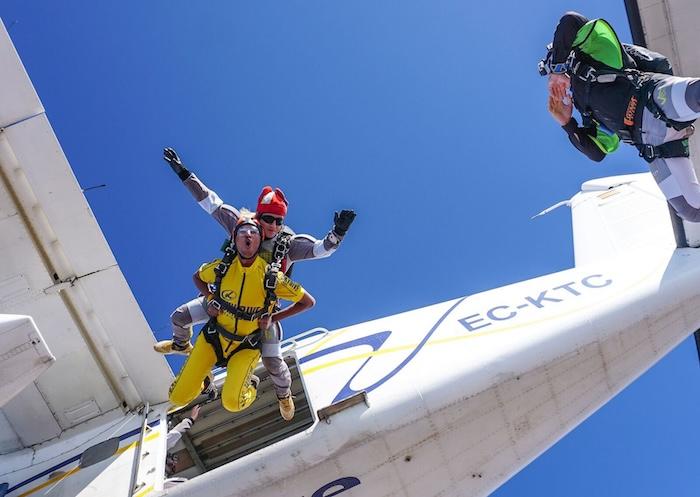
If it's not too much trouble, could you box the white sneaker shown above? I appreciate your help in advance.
[278,394,295,421]
[153,340,193,355]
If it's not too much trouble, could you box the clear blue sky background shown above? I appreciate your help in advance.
[1,1,698,495]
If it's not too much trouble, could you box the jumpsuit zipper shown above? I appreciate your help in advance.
[224,272,246,355]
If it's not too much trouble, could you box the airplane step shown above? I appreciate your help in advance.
[167,353,315,479]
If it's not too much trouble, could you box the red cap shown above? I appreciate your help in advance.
[256,186,288,217]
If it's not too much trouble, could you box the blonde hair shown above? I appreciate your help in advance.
[238,208,255,222]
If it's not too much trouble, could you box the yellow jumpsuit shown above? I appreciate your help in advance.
[169,256,305,412]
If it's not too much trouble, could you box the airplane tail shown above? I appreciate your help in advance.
[568,172,700,364]
[568,173,676,267]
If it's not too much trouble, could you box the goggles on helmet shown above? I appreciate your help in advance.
[233,214,262,239]
[538,43,568,76]
[235,224,261,237]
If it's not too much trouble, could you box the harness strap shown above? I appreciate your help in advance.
[202,318,263,368]
[566,49,643,85]
[203,232,292,368]
[209,297,265,321]
[213,242,237,291]
[637,139,690,163]
[639,86,696,132]
[203,319,227,368]
[618,116,691,162]
[262,232,293,315]
[215,323,262,345]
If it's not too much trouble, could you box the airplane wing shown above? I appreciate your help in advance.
[0,19,172,451]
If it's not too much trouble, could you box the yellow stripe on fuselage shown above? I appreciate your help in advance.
[301,257,669,377]
[17,432,160,497]
[134,484,155,497]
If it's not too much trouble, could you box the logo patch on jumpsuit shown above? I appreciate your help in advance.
[282,276,300,292]
[657,88,667,105]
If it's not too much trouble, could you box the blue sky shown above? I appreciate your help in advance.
[1,1,698,495]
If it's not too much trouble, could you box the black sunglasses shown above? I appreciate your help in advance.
[259,214,284,226]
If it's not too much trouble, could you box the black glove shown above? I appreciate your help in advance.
[163,147,191,181]
[333,209,356,237]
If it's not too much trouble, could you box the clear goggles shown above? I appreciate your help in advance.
[236,225,261,237]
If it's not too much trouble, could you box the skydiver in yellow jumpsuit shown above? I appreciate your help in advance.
[168,213,315,419]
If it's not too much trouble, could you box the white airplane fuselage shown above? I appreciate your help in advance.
[5,241,696,497]
[165,248,696,497]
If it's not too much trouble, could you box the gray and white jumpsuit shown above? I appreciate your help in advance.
[553,12,700,222]
[644,78,700,221]
[170,174,344,398]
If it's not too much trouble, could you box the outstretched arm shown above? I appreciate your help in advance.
[166,407,199,450]
[163,148,240,236]
[287,210,356,262]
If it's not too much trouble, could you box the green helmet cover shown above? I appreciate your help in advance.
[573,19,624,70]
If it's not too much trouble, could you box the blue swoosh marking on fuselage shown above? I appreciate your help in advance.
[299,331,392,365]
[300,297,467,404]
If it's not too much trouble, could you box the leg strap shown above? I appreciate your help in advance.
[202,319,263,368]
[202,319,227,368]
[638,138,690,163]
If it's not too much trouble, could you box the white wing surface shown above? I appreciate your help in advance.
[0,19,172,451]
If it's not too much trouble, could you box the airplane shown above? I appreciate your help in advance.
[1,1,699,496]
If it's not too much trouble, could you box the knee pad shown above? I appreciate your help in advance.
[261,322,282,358]
[221,383,257,412]
[262,357,291,394]
[262,357,288,376]
[170,306,192,329]
[221,349,260,412]
[687,80,700,113]
[670,196,700,222]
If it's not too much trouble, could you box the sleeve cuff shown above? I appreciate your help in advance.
[562,117,578,134]
[328,231,341,244]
